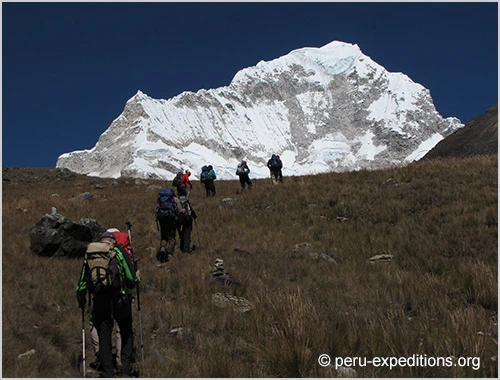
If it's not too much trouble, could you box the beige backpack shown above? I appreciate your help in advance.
[85,241,121,293]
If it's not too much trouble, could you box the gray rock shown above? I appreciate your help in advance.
[17,349,36,360]
[74,192,93,201]
[367,254,393,263]
[78,217,106,241]
[336,216,350,223]
[336,366,357,378]
[211,293,254,312]
[29,213,100,257]
[309,252,337,263]
[206,259,241,287]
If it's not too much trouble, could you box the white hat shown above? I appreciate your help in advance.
[106,228,119,233]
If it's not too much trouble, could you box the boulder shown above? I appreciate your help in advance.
[79,217,106,241]
[29,213,102,258]
[211,293,254,312]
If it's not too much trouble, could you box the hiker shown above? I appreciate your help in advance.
[172,170,184,197]
[76,231,140,378]
[179,170,193,197]
[87,227,140,374]
[177,195,198,253]
[236,160,252,193]
[200,166,209,190]
[206,165,217,197]
[200,165,216,197]
[267,154,283,183]
[155,187,183,262]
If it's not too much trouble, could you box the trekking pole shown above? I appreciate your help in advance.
[126,221,146,377]
[81,307,86,378]
[135,274,146,377]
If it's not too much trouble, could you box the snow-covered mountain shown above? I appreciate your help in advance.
[56,41,463,180]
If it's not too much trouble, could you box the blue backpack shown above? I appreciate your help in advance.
[270,156,282,169]
[200,166,209,183]
[156,188,176,218]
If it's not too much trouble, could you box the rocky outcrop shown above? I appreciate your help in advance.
[29,213,104,257]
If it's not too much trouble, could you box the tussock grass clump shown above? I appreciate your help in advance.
[2,155,498,377]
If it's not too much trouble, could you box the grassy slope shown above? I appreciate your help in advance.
[2,155,498,377]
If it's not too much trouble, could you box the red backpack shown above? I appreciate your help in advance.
[112,231,134,260]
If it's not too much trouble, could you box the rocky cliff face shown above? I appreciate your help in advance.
[56,41,463,180]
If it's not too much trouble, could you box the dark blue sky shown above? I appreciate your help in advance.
[2,2,498,168]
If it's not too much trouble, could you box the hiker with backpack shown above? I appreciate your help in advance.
[76,231,140,378]
[155,187,183,262]
[86,227,140,374]
[172,170,183,196]
[200,165,210,196]
[236,160,252,193]
[179,170,193,197]
[200,165,216,197]
[267,154,283,184]
[177,195,198,253]
[206,165,217,197]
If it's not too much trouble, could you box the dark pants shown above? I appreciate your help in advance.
[204,180,216,197]
[238,174,252,192]
[157,215,176,261]
[93,294,134,377]
[177,217,193,252]
[270,169,283,183]
[178,186,187,197]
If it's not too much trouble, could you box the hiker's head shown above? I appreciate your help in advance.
[186,170,191,176]
[242,160,247,165]
[100,231,116,243]
[208,165,213,170]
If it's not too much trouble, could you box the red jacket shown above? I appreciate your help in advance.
[180,173,192,188]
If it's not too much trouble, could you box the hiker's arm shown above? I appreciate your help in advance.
[116,249,140,287]
[75,261,88,308]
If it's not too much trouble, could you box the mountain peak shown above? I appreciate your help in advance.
[57,40,463,180]
[129,90,150,102]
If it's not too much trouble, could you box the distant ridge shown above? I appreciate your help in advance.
[422,104,498,160]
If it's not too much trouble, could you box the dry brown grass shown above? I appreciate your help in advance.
[2,155,498,377]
